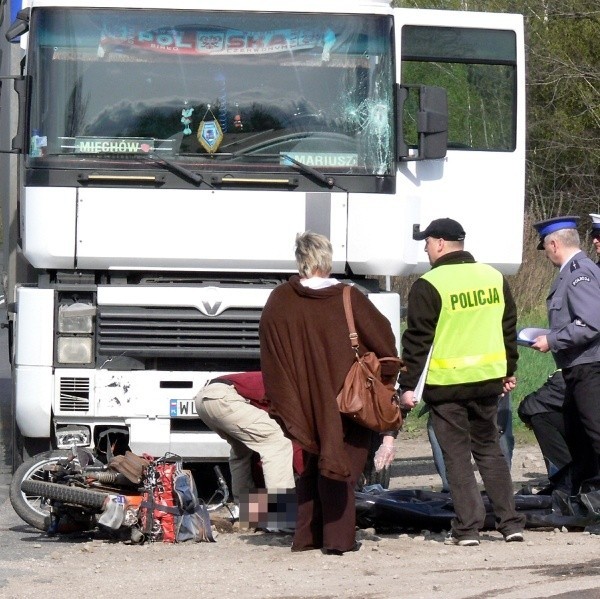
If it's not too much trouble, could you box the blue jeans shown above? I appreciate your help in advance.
[426,393,514,493]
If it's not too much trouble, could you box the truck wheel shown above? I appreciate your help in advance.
[9,451,79,530]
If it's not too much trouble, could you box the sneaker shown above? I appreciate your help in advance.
[444,535,480,547]
[504,532,524,543]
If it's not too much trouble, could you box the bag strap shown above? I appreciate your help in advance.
[341,286,359,351]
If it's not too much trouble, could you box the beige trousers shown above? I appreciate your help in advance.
[195,382,295,502]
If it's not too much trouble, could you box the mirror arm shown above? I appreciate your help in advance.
[396,84,409,159]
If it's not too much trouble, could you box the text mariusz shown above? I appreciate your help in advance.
[450,288,500,309]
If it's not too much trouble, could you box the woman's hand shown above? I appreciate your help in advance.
[374,435,396,471]
[400,390,418,411]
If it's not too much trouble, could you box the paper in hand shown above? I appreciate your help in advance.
[517,327,550,347]
[413,345,434,402]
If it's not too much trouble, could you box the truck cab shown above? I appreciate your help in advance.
[0,1,525,464]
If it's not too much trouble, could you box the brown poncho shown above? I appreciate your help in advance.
[259,276,397,481]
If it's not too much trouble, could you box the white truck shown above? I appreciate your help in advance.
[0,1,524,476]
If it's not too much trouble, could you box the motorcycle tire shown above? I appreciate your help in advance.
[21,480,109,510]
[10,450,72,530]
[9,450,104,531]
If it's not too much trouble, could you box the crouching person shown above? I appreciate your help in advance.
[194,371,296,530]
[517,369,572,494]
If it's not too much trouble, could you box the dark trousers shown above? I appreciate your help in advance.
[427,393,514,492]
[531,411,571,472]
[430,396,525,540]
[563,362,600,493]
[530,411,572,488]
[292,420,371,552]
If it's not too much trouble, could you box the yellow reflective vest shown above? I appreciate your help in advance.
[421,263,507,386]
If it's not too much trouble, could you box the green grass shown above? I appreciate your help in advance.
[513,310,555,400]
[513,346,555,403]
[513,313,556,439]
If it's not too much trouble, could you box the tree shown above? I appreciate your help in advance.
[525,1,600,218]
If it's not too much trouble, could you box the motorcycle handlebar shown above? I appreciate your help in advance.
[213,465,230,505]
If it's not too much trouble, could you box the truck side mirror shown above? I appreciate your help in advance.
[5,7,31,42]
[0,75,29,154]
[418,86,448,159]
[396,84,448,161]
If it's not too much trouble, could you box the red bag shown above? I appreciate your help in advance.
[336,286,403,433]
[139,458,178,543]
[138,454,215,543]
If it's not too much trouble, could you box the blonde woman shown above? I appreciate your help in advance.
[259,231,398,554]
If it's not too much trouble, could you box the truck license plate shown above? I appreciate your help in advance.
[169,399,197,417]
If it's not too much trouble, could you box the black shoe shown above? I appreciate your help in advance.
[291,544,321,552]
[322,541,362,555]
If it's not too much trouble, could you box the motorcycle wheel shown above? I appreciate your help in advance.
[9,450,104,530]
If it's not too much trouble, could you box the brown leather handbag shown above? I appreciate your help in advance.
[336,286,403,432]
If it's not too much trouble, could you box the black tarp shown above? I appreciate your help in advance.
[355,488,600,533]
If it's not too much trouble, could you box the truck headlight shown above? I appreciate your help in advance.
[57,336,93,364]
[58,302,96,333]
[55,426,91,448]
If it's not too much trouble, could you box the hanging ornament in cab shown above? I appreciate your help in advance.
[181,105,194,136]
[197,104,223,153]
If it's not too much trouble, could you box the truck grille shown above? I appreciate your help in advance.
[97,306,262,359]
[59,377,91,412]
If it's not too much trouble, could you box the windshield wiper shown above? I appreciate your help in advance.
[202,151,346,191]
[281,154,345,191]
[146,152,204,186]
[52,150,206,186]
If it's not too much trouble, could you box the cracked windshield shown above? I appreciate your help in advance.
[28,10,394,175]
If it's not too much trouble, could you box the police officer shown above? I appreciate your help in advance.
[589,213,600,265]
[400,218,525,546]
[531,216,600,494]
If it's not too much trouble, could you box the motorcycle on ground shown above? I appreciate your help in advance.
[9,446,229,542]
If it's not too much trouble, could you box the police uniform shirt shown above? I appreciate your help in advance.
[547,250,600,368]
